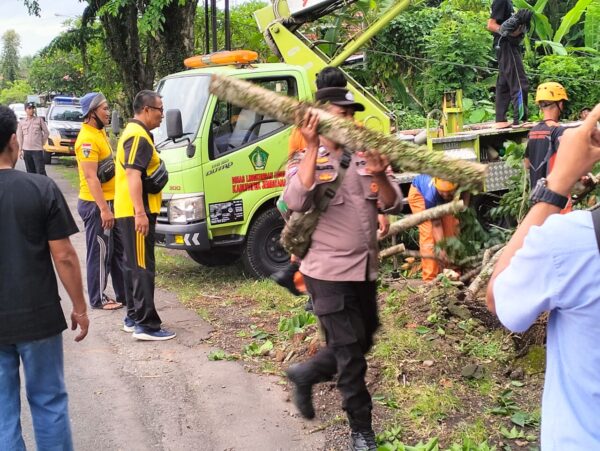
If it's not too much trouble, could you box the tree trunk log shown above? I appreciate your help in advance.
[379,200,466,240]
[465,247,504,302]
[379,243,406,259]
[209,75,487,190]
[379,246,442,262]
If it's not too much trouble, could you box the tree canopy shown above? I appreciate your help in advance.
[1,30,21,88]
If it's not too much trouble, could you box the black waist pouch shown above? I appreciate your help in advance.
[97,157,115,183]
[143,160,169,194]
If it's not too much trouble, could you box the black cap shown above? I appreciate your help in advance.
[25,102,36,109]
[315,87,365,112]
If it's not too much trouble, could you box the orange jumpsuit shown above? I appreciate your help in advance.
[407,177,459,281]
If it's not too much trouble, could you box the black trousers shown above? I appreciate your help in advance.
[23,150,46,176]
[117,215,162,331]
[495,41,528,124]
[77,200,126,307]
[302,275,380,432]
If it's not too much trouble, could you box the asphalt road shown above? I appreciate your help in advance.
[17,158,324,451]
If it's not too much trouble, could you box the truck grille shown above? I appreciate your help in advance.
[59,128,79,139]
[157,199,169,224]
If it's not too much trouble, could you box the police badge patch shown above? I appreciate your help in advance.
[82,143,92,158]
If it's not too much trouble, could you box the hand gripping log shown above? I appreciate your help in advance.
[209,74,486,190]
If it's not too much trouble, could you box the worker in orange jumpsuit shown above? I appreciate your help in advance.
[408,175,459,281]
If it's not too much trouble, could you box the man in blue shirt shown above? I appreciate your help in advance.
[487,104,600,449]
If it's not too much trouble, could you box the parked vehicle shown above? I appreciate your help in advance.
[9,103,27,121]
[43,96,83,164]
[154,0,531,278]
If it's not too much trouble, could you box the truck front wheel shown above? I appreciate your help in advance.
[186,249,240,267]
[242,208,289,279]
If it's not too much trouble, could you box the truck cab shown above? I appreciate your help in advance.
[154,63,313,278]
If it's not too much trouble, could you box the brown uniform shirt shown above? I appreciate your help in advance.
[16,116,49,151]
[283,145,402,282]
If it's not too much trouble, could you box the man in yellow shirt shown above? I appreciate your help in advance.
[75,92,125,310]
[115,90,174,341]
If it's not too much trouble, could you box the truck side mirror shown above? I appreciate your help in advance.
[166,109,183,140]
[111,110,121,134]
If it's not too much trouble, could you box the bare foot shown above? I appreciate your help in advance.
[493,121,511,129]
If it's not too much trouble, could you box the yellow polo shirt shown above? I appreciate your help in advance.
[75,123,115,201]
[114,120,162,218]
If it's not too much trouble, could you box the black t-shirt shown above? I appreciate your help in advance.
[0,170,79,344]
[524,121,566,187]
[490,0,514,48]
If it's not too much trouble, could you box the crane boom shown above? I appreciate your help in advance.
[255,0,410,133]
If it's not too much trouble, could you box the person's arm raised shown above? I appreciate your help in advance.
[487,104,600,313]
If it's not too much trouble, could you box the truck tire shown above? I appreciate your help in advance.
[43,152,52,165]
[186,249,240,267]
[241,207,289,279]
[472,193,516,230]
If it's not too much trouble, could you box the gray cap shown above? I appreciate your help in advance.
[81,92,107,117]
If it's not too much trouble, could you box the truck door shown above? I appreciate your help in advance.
[201,75,299,277]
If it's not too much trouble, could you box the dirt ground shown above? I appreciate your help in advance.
[18,160,326,451]
[176,272,545,450]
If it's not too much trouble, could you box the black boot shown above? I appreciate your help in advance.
[349,430,377,451]
[285,363,315,419]
[304,296,314,312]
[271,262,301,296]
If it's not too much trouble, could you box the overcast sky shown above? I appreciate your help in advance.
[3,0,246,58]
[2,0,87,57]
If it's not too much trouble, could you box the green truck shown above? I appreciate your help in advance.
[153,0,528,278]
[153,0,411,278]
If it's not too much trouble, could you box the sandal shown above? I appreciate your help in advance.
[98,296,123,310]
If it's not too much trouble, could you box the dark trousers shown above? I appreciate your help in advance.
[495,41,528,124]
[302,276,380,432]
[77,200,126,308]
[23,150,46,176]
[117,215,161,331]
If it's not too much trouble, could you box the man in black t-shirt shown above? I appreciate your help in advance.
[0,105,89,450]
[488,0,529,128]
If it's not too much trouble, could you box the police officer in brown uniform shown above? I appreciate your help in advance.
[16,102,49,175]
[283,87,402,451]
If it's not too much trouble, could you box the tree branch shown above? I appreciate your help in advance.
[379,200,466,240]
[208,75,487,190]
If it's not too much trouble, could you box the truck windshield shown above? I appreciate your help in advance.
[153,75,211,149]
[50,105,83,122]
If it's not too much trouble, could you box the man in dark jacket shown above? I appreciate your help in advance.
[488,0,529,128]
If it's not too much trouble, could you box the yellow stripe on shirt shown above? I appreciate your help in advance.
[128,135,140,166]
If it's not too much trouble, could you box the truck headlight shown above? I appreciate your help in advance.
[49,128,61,138]
[168,195,205,224]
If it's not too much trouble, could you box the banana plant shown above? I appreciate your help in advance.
[513,0,596,55]
[583,0,600,50]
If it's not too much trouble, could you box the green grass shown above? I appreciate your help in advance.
[458,330,512,363]
[373,327,442,368]
[408,384,462,423]
[450,417,490,444]
[155,248,301,314]
[155,248,244,303]
[52,160,79,189]
[235,278,302,313]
